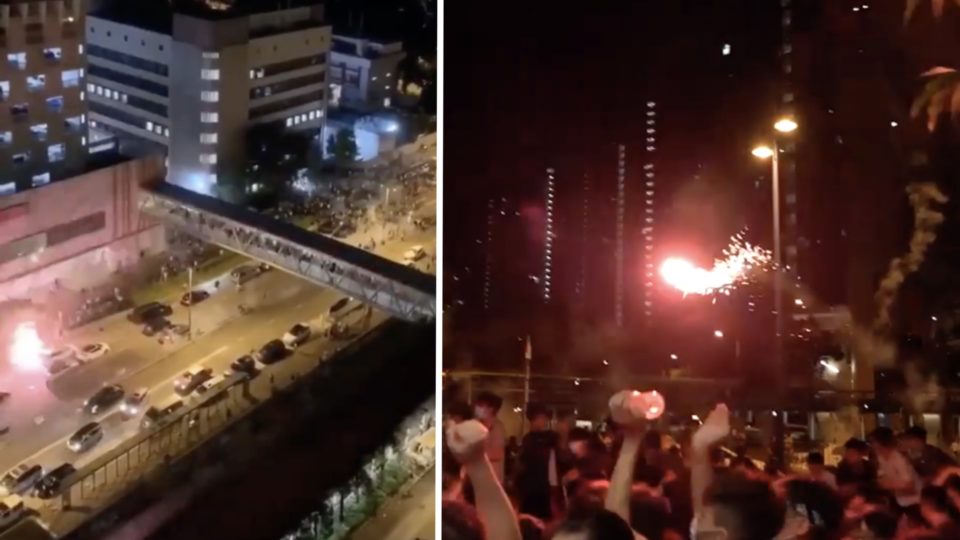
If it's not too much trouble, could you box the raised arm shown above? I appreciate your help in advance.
[603,390,648,523]
[690,404,730,516]
[447,419,522,540]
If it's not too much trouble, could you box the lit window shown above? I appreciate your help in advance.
[208,173,217,183]
[285,117,293,127]
[7,53,26,70]
[164,128,169,137]
[201,69,220,80]
[201,91,219,102]
[47,143,65,162]
[722,43,731,56]
[78,44,84,54]
[61,69,82,88]
[199,153,217,165]
[32,172,50,186]
[201,112,219,123]
[202,51,220,59]
[0,132,10,145]
[86,83,94,92]
[95,86,103,96]
[200,133,218,144]
[309,111,316,120]
[146,121,154,131]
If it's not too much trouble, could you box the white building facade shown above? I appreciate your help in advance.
[328,34,404,110]
[86,3,331,194]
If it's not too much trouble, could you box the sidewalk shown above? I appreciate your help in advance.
[346,467,435,540]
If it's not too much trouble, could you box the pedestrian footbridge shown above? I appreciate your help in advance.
[139,182,434,322]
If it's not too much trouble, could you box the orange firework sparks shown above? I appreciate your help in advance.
[9,321,47,372]
[660,233,772,296]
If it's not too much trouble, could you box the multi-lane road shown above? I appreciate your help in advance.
[0,192,435,524]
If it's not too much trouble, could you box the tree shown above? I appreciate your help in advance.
[327,129,358,166]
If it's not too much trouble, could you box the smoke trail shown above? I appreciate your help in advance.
[873,182,948,333]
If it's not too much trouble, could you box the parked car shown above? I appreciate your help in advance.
[0,464,43,496]
[75,343,110,361]
[140,398,185,431]
[174,366,213,396]
[180,290,210,306]
[34,464,76,499]
[281,323,311,348]
[230,265,263,285]
[229,356,260,378]
[67,422,103,453]
[127,302,172,324]
[257,339,288,364]
[329,297,352,317]
[84,384,124,415]
[0,494,25,530]
[194,375,224,395]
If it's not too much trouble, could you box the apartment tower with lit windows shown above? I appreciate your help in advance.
[85,0,330,193]
[0,0,88,195]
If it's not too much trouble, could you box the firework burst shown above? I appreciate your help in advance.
[660,232,773,296]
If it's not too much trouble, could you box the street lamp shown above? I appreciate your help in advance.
[751,116,798,467]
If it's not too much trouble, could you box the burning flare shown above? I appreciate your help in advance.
[9,321,47,372]
[660,233,772,296]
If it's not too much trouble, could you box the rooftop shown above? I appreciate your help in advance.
[91,0,322,34]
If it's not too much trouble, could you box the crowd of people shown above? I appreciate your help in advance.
[442,390,960,540]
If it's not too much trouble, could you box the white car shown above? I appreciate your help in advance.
[121,387,149,416]
[195,375,224,395]
[281,323,311,349]
[75,343,110,361]
[403,245,426,262]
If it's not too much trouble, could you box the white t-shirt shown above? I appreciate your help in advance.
[876,450,921,507]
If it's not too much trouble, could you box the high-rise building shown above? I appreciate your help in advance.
[0,0,89,194]
[328,32,404,110]
[85,0,331,194]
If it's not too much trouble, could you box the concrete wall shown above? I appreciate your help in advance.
[0,156,167,301]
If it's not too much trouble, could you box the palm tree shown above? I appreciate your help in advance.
[905,0,960,129]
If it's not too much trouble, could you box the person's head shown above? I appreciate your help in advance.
[779,478,844,540]
[903,425,928,453]
[861,510,898,540]
[567,427,595,459]
[920,485,960,526]
[446,400,473,424]
[555,411,575,437]
[643,429,663,462]
[473,391,503,422]
[527,402,551,431]
[805,452,826,475]
[843,438,869,464]
[630,493,671,540]
[697,471,786,540]
[441,500,484,540]
[868,427,897,456]
[548,506,635,540]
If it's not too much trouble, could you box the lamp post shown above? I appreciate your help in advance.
[751,116,797,467]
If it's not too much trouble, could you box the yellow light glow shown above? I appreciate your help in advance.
[774,118,798,133]
[752,145,775,159]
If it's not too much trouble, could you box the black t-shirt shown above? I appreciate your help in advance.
[516,430,559,519]
[836,459,877,490]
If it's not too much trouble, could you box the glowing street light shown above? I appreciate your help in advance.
[713,330,725,339]
[751,145,775,159]
[669,353,679,361]
[774,118,798,133]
